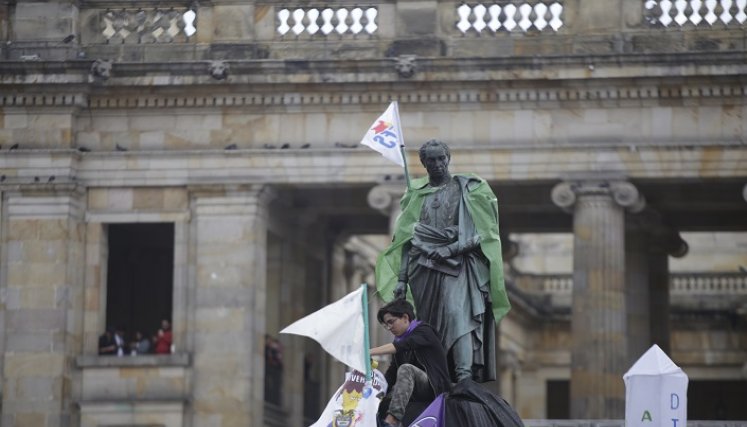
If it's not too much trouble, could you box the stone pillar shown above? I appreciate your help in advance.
[648,225,687,356]
[278,235,308,427]
[189,185,274,427]
[626,210,688,360]
[625,229,652,364]
[367,184,405,235]
[1,185,85,427]
[367,184,405,346]
[552,178,644,419]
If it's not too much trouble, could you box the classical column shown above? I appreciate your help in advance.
[626,209,689,361]
[552,178,644,419]
[647,224,688,356]
[625,228,652,364]
[278,233,309,427]
[367,184,406,349]
[1,184,85,427]
[367,184,405,234]
[189,185,274,427]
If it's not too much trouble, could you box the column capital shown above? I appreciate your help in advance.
[367,184,405,214]
[627,210,689,258]
[3,183,86,221]
[190,184,276,218]
[551,178,645,213]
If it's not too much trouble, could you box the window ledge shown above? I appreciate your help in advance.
[75,353,191,368]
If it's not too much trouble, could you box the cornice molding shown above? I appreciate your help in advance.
[0,82,744,110]
[0,144,743,186]
[1,50,745,86]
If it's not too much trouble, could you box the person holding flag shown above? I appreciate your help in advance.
[370,299,451,427]
[280,285,384,427]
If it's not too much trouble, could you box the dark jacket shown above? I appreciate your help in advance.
[385,322,451,397]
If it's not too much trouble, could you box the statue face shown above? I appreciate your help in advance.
[421,145,450,181]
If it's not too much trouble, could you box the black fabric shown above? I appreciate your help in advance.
[387,322,452,397]
[377,397,430,427]
[444,380,524,427]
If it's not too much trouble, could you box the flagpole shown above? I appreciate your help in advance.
[361,283,372,382]
[392,101,412,191]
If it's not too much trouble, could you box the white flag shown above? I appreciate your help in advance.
[311,369,388,427]
[280,287,367,373]
[360,101,406,167]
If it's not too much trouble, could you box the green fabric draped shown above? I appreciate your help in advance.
[374,174,511,323]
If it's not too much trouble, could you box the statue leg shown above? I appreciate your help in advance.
[452,333,473,382]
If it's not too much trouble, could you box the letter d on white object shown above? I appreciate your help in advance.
[624,344,689,427]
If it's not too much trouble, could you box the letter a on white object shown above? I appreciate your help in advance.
[360,101,406,167]
[624,344,689,427]
[281,286,367,373]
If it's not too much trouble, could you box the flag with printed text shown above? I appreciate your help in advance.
[310,369,388,427]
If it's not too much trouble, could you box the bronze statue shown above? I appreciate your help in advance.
[376,140,510,383]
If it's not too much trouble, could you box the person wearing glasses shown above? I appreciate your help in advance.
[370,299,450,427]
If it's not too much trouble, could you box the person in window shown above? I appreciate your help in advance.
[113,327,126,356]
[154,319,173,354]
[130,331,151,355]
[370,299,451,427]
[98,328,117,355]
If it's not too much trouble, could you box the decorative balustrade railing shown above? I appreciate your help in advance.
[670,273,747,294]
[456,1,564,34]
[541,275,573,294]
[83,6,197,44]
[276,7,379,37]
[63,0,747,55]
[644,0,747,27]
[536,273,747,295]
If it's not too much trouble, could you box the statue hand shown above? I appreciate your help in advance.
[429,246,453,262]
[393,281,407,299]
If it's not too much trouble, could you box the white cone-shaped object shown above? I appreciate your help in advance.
[624,344,688,427]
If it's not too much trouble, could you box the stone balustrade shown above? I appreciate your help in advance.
[81,6,197,45]
[670,273,747,294]
[644,0,747,27]
[537,273,747,296]
[456,2,564,34]
[61,0,746,51]
[512,272,747,314]
[276,6,379,37]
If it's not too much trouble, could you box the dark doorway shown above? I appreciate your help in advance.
[106,223,174,344]
[688,380,747,420]
[546,380,570,419]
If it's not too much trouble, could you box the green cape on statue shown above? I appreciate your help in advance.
[375,173,511,323]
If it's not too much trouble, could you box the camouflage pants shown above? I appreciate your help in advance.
[387,363,433,421]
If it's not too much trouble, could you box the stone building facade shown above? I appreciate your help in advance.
[0,0,746,426]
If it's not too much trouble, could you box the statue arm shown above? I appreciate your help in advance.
[394,243,410,299]
[428,234,482,261]
[449,234,482,256]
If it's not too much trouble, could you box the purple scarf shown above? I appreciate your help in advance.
[394,319,422,344]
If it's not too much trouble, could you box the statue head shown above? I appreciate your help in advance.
[419,139,451,184]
